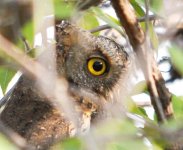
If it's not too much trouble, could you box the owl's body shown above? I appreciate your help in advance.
[0,22,129,149]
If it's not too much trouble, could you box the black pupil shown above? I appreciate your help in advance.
[93,61,103,72]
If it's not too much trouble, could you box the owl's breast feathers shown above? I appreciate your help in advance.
[0,21,130,149]
[0,75,100,150]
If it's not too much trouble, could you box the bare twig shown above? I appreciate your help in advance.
[89,24,111,33]
[111,0,173,123]
[138,14,160,22]
[89,14,160,33]
[0,84,16,108]
[20,35,31,52]
[76,0,103,10]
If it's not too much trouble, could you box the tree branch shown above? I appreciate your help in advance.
[0,121,34,150]
[111,0,173,123]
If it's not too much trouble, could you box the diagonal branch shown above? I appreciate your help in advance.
[0,121,34,150]
[111,0,173,123]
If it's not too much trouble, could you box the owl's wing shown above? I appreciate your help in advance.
[0,75,70,150]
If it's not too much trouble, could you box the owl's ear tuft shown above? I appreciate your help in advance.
[56,20,71,31]
[56,21,82,46]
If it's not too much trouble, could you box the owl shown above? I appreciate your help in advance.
[0,21,129,150]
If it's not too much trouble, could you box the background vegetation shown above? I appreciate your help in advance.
[0,0,183,150]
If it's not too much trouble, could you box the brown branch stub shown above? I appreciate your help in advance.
[111,0,145,48]
[111,0,173,123]
[152,63,174,119]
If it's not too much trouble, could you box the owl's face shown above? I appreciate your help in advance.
[56,22,129,99]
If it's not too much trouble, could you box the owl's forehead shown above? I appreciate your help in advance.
[56,22,128,64]
[57,22,119,51]
[77,35,126,62]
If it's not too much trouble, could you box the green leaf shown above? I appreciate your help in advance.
[143,124,166,147]
[53,138,83,150]
[106,140,148,150]
[169,45,183,76]
[151,143,163,150]
[131,105,148,117]
[93,119,148,149]
[21,21,34,48]
[0,67,16,93]
[0,134,18,150]
[105,14,120,25]
[149,0,163,13]
[77,11,99,31]
[172,95,183,118]
[92,7,124,35]
[133,0,163,13]
[19,21,36,57]
[130,81,147,95]
[130,0,145,16]
[149,23,159,49]
[95,119,137,138]
[54,0,74,19]
[126,96,148,118]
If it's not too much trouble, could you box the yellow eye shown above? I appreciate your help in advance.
[87,58,107,76]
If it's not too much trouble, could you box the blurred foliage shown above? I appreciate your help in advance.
[0,0,183,150]
[106,140,148,150]
[172,95,183,119]
[132,0,163,14]
[130,81,147,95]
[94,119,138,136]
[0,50,17,94]
[148,23,159,50]
[130,0,145,17]
[169,45,183,76]
[0,134,18,150]
[52,137,83,150]
[54,0,75,19]
[21,21,34,49]
[0,67,16,93]
[92,7,123,34]
[55,119,149,150]
[77,11,99,31]
[131,105,148,117]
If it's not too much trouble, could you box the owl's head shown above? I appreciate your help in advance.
[56,21,130,99]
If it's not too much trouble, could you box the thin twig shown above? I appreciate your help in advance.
[20,35,31,52]
[138,14,160,22]
[89,14,160,33]
[0,84,16,108]
[76,0,103,10]
[89,24,111,33]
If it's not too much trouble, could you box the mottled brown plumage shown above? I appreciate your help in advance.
[0,21,129,149]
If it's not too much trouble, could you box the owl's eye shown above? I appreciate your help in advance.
[87,58,107,76]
